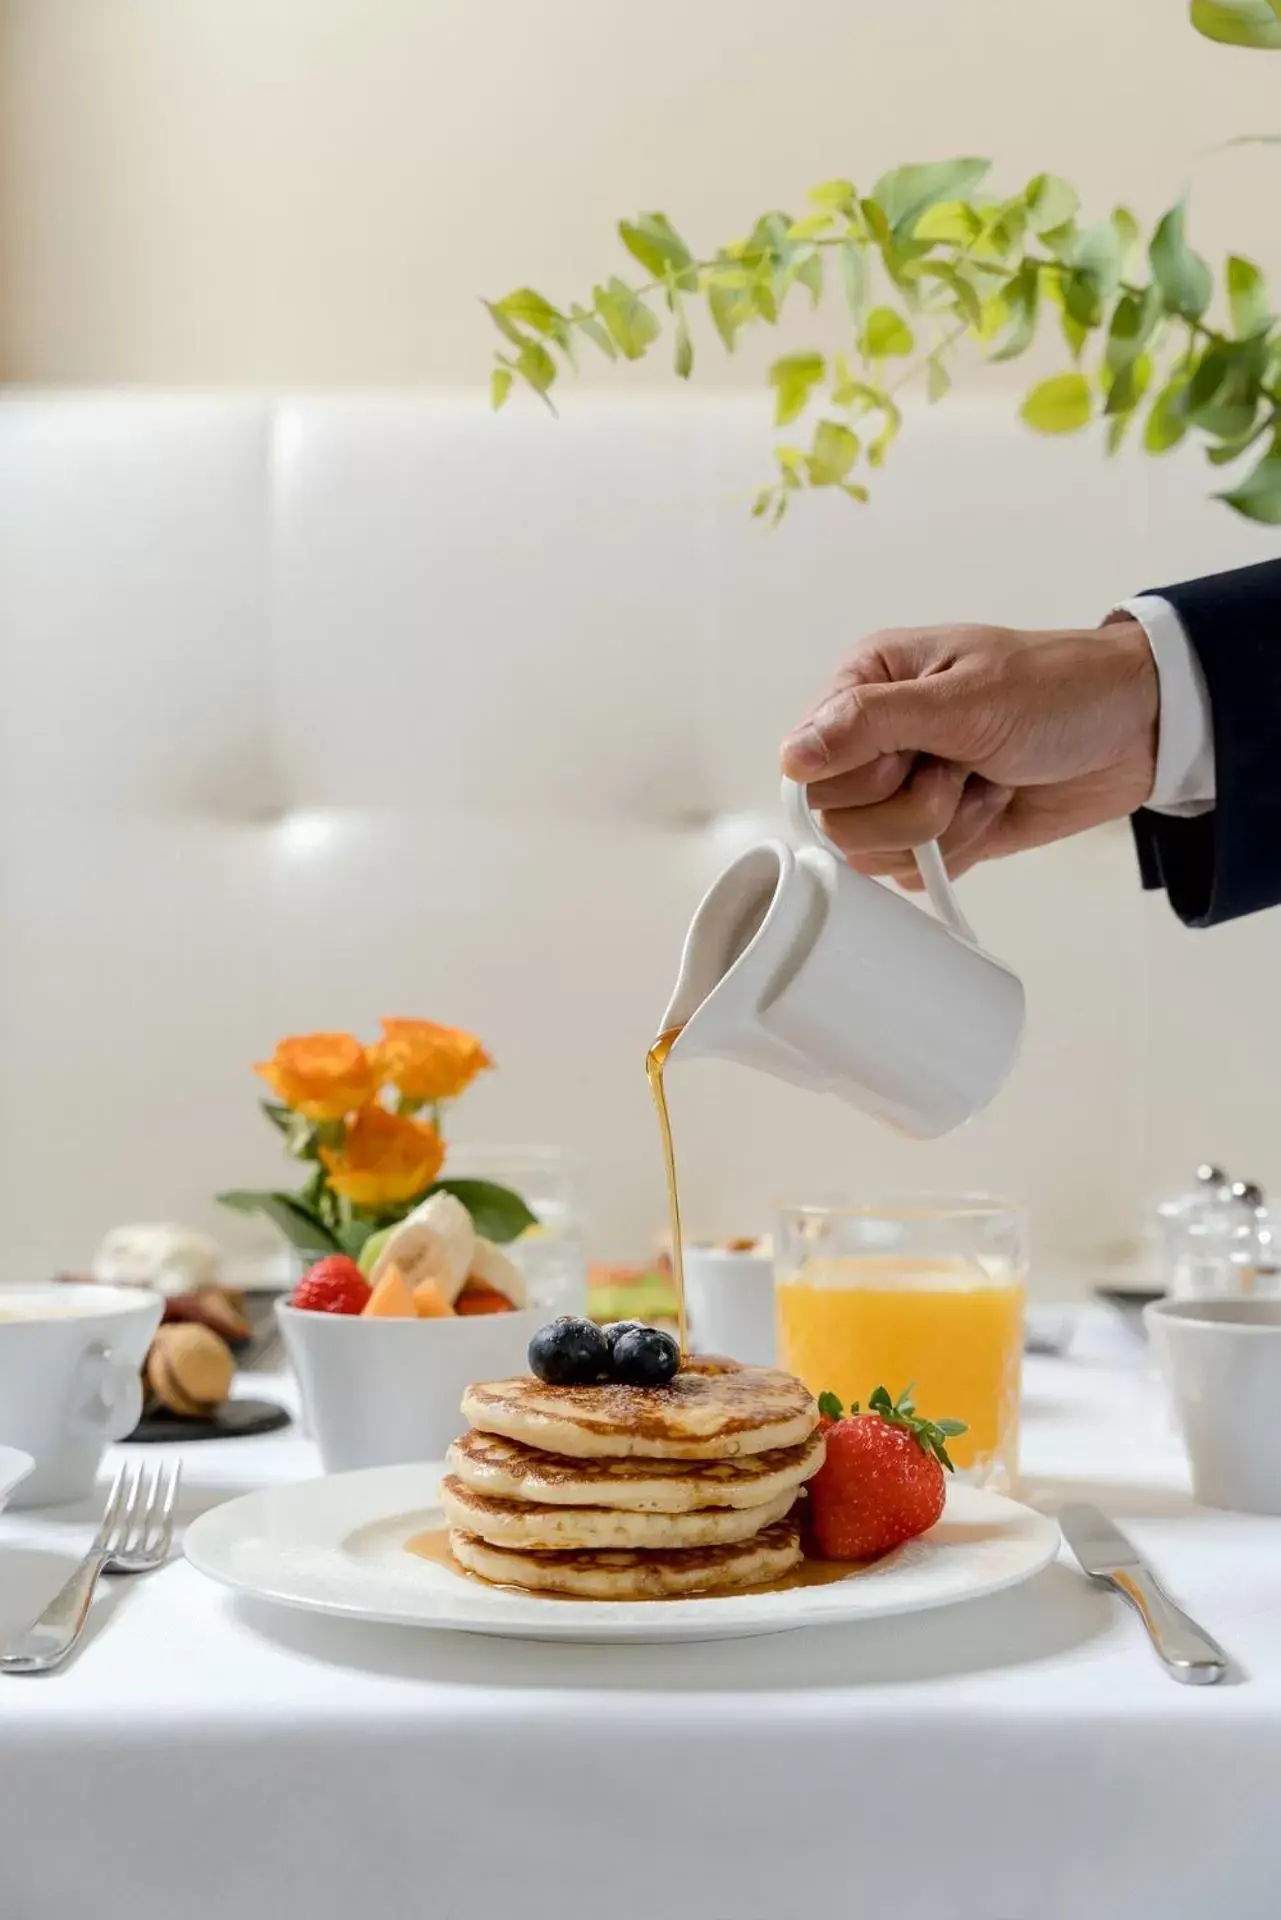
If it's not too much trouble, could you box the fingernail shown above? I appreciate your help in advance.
[781,722,828,777]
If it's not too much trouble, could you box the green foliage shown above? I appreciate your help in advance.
[485,156,1281,525]
[1022,373,1092,433]
[1191,0,1281,46]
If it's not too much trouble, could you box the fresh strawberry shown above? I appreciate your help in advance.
[806,1384,966,1561]
[292,1255,371,1316]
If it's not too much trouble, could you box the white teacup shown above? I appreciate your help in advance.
[278,1302,543,1472]
[683,1244,776,1366]
[1146,1296,1281,1514]
[0,1284,163,1506]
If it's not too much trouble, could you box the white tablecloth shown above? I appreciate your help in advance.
[2,1314,1280,1920]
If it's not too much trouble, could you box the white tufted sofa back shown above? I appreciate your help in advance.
[3,393,1280,1290]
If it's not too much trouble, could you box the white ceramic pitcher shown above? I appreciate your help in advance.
[657,781,1024,1138]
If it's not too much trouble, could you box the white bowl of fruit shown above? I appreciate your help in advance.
[278,1194,541,1471]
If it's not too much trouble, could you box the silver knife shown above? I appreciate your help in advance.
[1060,1503,1230,1685]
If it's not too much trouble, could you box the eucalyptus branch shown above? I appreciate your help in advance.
[486,159,1281,526]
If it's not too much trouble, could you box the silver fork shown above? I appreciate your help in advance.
[1,1459,181,1674]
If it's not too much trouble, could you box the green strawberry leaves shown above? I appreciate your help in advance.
[819,1382,968,1472]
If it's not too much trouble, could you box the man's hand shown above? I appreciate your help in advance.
[779,623,1159,887]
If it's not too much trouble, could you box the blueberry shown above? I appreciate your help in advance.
[528,1316,611,1386]
[601,1319,646,1353]
[611,1325,681,1388]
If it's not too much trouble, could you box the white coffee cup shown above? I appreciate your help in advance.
[1146,1296,1281,1514]
[658,780,1024,1139]
[0,1284,163,1506]
[683,1244,776,1366]
[278,1302,543,1472]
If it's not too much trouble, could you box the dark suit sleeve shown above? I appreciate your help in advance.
[1131,556,1281,928]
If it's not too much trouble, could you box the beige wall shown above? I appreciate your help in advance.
[2,0,1281,386]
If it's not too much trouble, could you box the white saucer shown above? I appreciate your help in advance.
[0,1447,34,1512]
[185,1462,1060,1644]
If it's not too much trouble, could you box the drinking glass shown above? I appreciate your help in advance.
[444,1146,588,1315]
[775,1196,1026,1491]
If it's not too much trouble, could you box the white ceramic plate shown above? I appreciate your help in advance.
[185,1462,1060,1644]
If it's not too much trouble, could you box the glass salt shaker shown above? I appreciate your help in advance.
[1157,1164,1229,1289]
[1172,1173,1258,1299]
[1228,1180,1279,1297]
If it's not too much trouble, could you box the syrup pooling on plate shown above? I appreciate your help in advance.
[645,1024,686,1353]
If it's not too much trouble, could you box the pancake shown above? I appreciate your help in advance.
[447,1427,825,1512]
[439,1474,798,1549]
[461,1364,818,1461]
[448,1517,803,1599]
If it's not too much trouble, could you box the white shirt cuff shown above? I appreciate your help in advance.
[1114,594,1216,817]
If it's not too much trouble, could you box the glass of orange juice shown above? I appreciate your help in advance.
[775,1196,1026,1491]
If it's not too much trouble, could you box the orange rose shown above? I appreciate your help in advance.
[319,1107,444,1209]
[375,1018,494,1103]
[255,1032,380,1121]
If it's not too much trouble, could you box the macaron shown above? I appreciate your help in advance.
[145,1323,235,1418]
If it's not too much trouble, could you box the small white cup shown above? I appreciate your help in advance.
[1146,1296,1281,1514]
[0,1284,163,1506]
[683,1245,776,1365]
[278,1302,543,1472]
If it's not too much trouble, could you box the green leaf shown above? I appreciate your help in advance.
[768,350,826,425]
[569,301,618,360]
[337,1219,376,1259]
[786,213,834,240]
[926,354,951,401]
[860,306,914,357]
[593,278,660,360]
[260,1101,293,1137]
[1105,286,1163,373]
[907,261,982,329]
[1149,201,1213,320]
[1218,441,1281,522]
[990,262,1041,363]
[1227,255,1268,337]
[791,248,823,307]
[490,366,513,411]
[935,1418,969,1436]
[617,213,697,291]
[859,198,892,247]
[1025,173,1080,235]
[669,290,694,378]
[808,178,858,210]
[428,1178,538,1245]
[1144,376,1191,453]
[216,1190,341,1253]
[1021,372,1091,434]
[837,241,868,320]
[817,1390,844,1419]
[493,288,562,336]
[807,418,860,485]
[707,280,746,352]
[1061,309,1089,359]
[871,157,991,234]
[515,340,558,409]
[914,200,982,245]
[1105,351,1153,416]
[1190,0,1281,46]
[752,274,780,324]
[1066,219,1123,326]
[1111,206,1141,257]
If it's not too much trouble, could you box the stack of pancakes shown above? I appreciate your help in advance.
[442,1361,824,1599]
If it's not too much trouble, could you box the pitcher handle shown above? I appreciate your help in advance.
[782,778,979,948]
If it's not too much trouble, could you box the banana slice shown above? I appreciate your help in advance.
[407,1192,476,1290]
[467,1237,527,1308]
[368,1191,477,1303]
[367,1221,456,1300]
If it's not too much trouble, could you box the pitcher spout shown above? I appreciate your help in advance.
[656,840,827,1087]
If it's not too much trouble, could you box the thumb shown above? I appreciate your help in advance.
[781,673,961,781]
